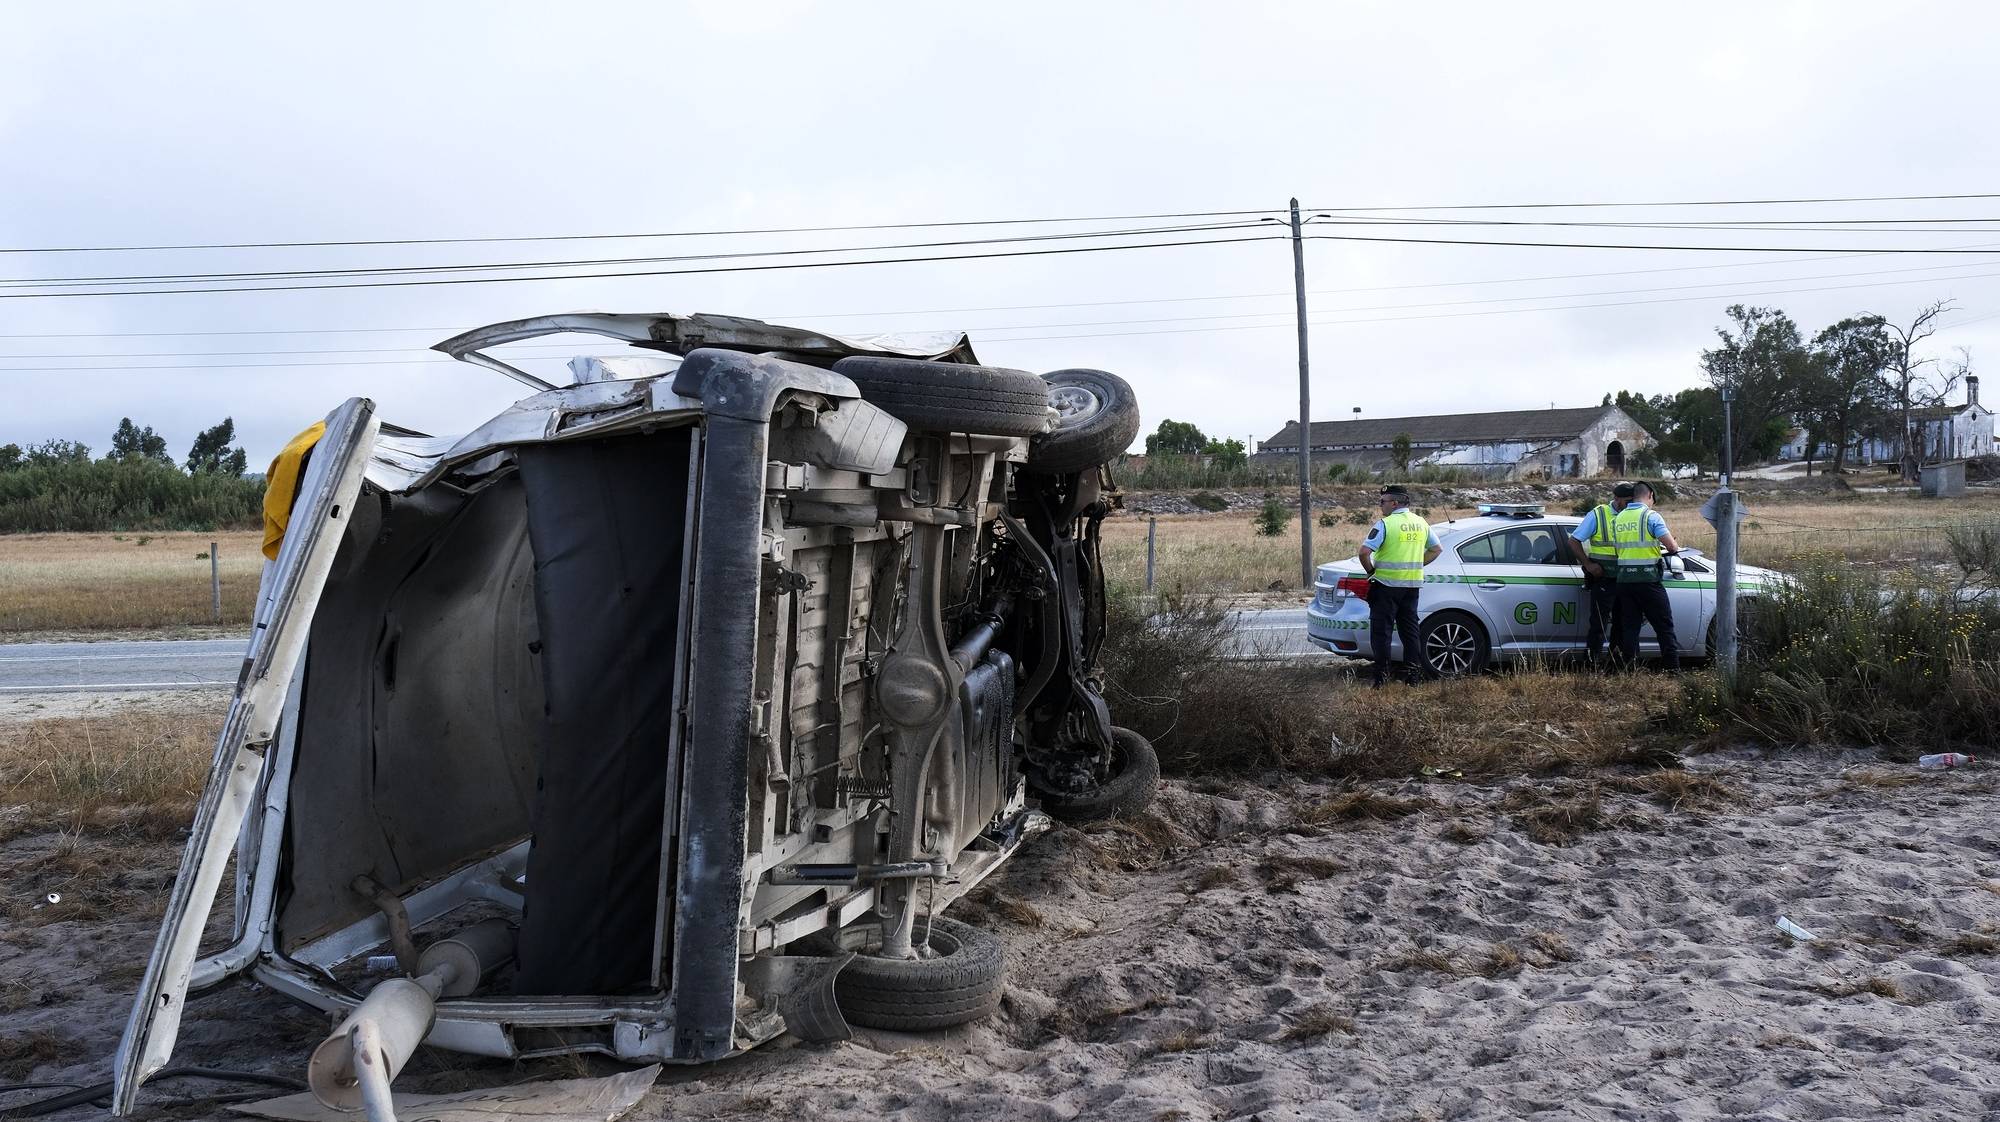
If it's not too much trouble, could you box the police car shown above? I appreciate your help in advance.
[1305,503,1782,675]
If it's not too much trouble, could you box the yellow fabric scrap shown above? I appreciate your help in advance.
[261,421,327,560]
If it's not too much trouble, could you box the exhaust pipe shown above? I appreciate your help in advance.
[306,918,514,1120]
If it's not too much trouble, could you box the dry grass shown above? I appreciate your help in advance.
[1942,932,2000,956]
[1190,865,1238,892]
[1100,491,2000,594]
[1153,1028,1210,1054]
[1479,943,1524,977]
[1601,770,1743,811]
[1381,945,1463,976]
[1258,853,1348,894]
[1526,930,1576,964]
[1302,790,1432,826]
[1440,820,1488,845]
[1818,975,1913,1002]
[0,1028,74,1079]
[0,711,219,816]
[0,530,264,634]
[1504,785,1661,846]
[1276,1003,1355,1041]
[991,897,1047,929]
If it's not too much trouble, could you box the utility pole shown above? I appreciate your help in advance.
[1289,198,1313,590]
[1713,389,1739,682]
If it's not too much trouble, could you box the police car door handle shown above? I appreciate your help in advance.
[1475,579,1505,591]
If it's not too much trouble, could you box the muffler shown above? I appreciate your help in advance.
[306,918,514,1119]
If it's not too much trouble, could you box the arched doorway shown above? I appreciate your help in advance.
[1606,440,1626,476]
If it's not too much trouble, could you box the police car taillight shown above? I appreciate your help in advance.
[1337,575,1372,599]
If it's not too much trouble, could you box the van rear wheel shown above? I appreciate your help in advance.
[834,917,1006,1031]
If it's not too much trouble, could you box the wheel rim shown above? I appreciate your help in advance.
[1425,621,1477,675]
[1049,384,1102,426]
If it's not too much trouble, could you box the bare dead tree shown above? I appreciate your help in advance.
[1877,300,1956,481]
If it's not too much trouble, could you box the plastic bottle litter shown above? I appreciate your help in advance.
[1776,916,1817,941]
[1918,753,1976,770]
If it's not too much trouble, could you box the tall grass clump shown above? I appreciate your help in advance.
[1679,558,2000,752]
[0,459,264,532]
[1095,590,1654,777]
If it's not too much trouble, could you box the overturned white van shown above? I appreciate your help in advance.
[113,313,1154,1114]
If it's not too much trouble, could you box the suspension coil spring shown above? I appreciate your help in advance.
[836,776,894,801]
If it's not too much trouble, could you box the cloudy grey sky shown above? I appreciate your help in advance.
[4,1,1998,466]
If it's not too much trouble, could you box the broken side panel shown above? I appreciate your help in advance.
[115,398,380,1115]
[512,428,694,995]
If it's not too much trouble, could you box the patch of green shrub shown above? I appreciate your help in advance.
[0,459,264,533]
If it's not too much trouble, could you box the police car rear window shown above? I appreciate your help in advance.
[1458,527,1562,565]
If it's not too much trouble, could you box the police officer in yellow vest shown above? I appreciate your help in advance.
[1610,480,1685,670]
[1565,481,1631,665]
[1359,485,1442,687]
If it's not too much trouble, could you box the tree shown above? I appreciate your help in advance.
[0,444,20,472]
[1144,419,1209,456]
[1202,437,1247,470]
[25,438,90,466]
[1798,316,1894,473]
[186,417,249,476]
[1389,432,1414,476]
[1604,389,1672,440]
[109,417,172,465]
[1875,301,1961,480]
[1253,493,1292,537]
[1699,305,1809,469]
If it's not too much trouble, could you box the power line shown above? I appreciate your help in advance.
[0,233,1282,299]
[0,208,1283,255]
[6,240,1991,341]
[1305,232,2000,254]
[11,262,1998,372]
[0,220,1271,289]
[14,214,2000,290]
[1304,191,2000,212]
[9,192,1996,255]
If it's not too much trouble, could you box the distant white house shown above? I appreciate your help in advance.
[1776,376,1994,465]
[1850,376,1994,464]
[1257,404,1652,480]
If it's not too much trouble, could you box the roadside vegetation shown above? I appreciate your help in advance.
[0,418,262,534]
[1096,589,1662,781]
[1678,556,2000,753]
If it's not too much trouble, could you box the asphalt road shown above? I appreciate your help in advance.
[0,608,1332,697]
[0,637,245,694]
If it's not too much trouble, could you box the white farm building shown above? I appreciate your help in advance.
[1258,404,1653,480]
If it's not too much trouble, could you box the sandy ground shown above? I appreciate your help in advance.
[5,748,1998,1121]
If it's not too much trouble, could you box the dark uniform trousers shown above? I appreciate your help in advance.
[1582,571,1620,658]
[1369,582,1423,685]
[1614,578,1680,670]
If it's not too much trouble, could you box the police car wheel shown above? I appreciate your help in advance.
[1418,611,1489,678]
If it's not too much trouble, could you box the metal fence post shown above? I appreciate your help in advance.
[211,540,222,624]
[1145,516,1157,593]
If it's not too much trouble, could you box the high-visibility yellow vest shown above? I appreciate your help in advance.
[1372,509,1431,587]
[1612,503,1663,582]
[1584,504,1618,560]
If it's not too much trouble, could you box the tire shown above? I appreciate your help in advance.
[1025,368,1142,474]
[834,917,1006,1031]
[1417,611,1490,678]
[831,356,1054,438]
[1705,598,1760,660]
[1032,727,1160,824]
